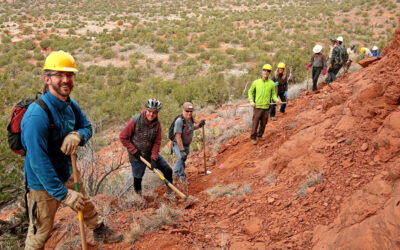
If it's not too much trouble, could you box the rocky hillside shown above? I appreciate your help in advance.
[42,19,400,249]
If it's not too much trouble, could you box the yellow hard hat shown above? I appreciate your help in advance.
[43,51,78,72]
[262,64,272,70]
[277,62,285,69]
[360,47,366,53]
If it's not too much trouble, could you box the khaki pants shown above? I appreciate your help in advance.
[25,172,103,250]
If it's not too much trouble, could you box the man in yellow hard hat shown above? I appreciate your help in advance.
[22,51,123,248]
[248,64,280,145]
[360,47,373,58]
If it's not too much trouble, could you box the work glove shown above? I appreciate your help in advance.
[180,150,187,162]
[322,68,327,75]
[250,101,255,107]
[150,159,157,170]
[61,131,81,155]
[274,82,278,86]
[62,189,87,211]
[275,99,282,105]
[198,120,205,128]
[284,91,288,97]
[306,64,311,71]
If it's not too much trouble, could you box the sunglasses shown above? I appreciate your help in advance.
[262,69,272,72]
[184,110,193,113]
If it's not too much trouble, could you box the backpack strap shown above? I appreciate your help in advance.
[69,101,80,130]
[34,98,55,127]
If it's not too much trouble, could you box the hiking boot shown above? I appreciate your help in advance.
[179,178,189,186]
[164,188,176,200]
[173,174,179,183]
[251,139,257,145]
[257,137,265,141]
[93,223,123,243]
[270,117,278,121]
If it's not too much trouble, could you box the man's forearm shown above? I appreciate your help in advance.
[175,134,185,150]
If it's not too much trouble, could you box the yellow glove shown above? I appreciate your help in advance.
[62,189,88,211]
[250,101,255,107]
[61,131,81,155]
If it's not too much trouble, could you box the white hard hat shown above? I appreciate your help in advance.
[372,46,378,51]
[337,36,343,42]
[313,44,322,53]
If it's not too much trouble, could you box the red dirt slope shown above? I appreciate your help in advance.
[46,19,400,249]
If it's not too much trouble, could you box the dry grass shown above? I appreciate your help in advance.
[266,173,277,185]
[126,221,142,244]
[205,182,252,201]
[142,203,181,231]
[295,171,323,198]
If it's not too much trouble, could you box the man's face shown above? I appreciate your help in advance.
[145,108,158,121]
[44,71,75,101]
[262,68,271,79]
[183,108,193,120]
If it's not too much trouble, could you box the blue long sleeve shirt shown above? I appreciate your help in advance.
[21,91,92,201]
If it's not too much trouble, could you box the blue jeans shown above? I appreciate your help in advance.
[129,154,172,182]
[328,67,338,84]
[270,92,287,117]
[172,142,188,179]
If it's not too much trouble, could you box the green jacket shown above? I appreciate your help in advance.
[248,78,278,109]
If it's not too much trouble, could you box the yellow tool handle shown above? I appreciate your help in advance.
[139,156,187,200]
[71,154,88,250]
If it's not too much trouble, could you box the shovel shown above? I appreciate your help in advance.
[71,154,88,250]
[202,126,211,175]
[139,156,199,205]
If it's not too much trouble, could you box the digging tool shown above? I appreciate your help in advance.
[306,69,309,90]
[238,102,287,108]
[139,156,198,204]
[201,125,209,175]
[71,154,88,250]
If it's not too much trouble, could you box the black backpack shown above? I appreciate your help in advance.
[168,114,194,141]
[338,45,349,65]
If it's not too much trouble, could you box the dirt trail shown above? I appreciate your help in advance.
[45,19,400,249]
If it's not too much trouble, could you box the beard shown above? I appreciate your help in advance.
[51,81,73,98]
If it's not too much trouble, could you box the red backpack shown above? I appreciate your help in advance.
[7,95,54,155]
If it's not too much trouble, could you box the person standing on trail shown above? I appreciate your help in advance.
[329,36,346,84]
[270,62,288,121]
[248,64,280,145]
[360,47,373,58]
[344,44,356,73]
[306,44,327,91]
[171,102,205,185]
[120,98,175,199]
[21,51,123,249]
[325,36,337,82]
[371,46,380,57]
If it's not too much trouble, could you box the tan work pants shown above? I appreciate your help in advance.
[25,172,102,250]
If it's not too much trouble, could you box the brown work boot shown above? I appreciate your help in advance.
[251,139,257,145]
[257,137,265,141]
[93,223,123,243]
